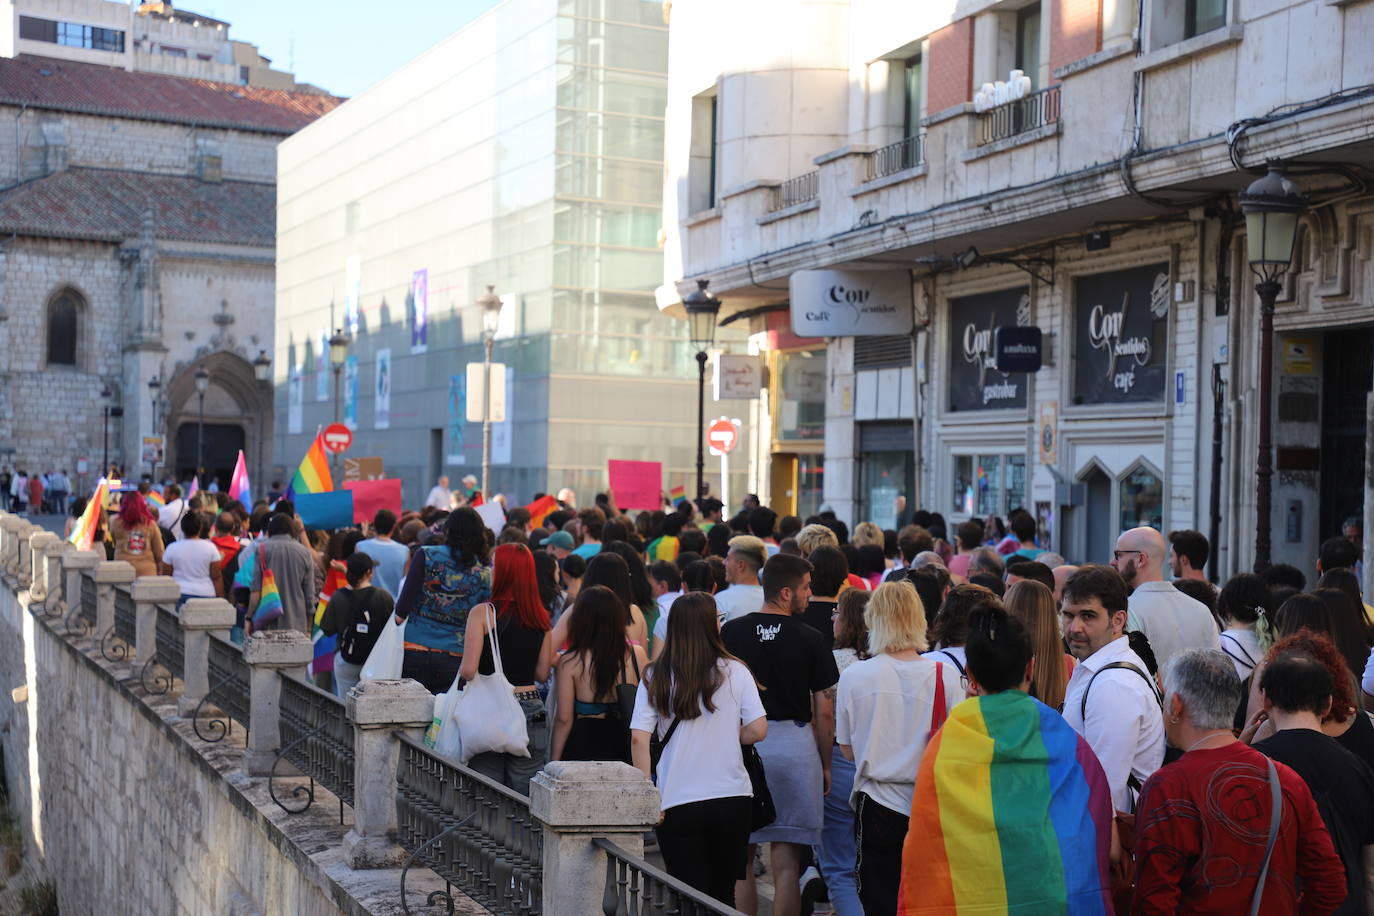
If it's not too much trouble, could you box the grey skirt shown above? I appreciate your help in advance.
[750,720,823,846]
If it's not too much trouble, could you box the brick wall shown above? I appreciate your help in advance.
[926,18,974,113]
[1049,0,1103,75]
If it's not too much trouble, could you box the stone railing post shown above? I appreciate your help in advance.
[342,678,435,869]
[40,537,70,614]
[132,576,179,666]
[14,522,36,587]
[243,630,313,775]
[94,560,136,639]
[530,761,661,915]
[26,532,59,603]
[62,549,102,622]
[0,514,23,577]
[177,597,236,716]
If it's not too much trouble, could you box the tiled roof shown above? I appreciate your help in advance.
[0,54,343,133]
[0,168,276,246]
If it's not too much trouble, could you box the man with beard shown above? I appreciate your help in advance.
[1113,526,1218,670]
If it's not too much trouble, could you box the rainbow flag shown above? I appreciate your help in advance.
[669,484,686,502]
[228,450,251,505]
[899,691,1113,915]
[145,490,165,510]
[526,494,558,528]
[67,479,107,551]
[251,567,284,629]
[309,563,348,677]
[286,433,333,500]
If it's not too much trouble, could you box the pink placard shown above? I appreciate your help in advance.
[342,478,403,524]
[608,459,662,511]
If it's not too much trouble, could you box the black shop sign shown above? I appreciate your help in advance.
[1073,263,1171,404]
[948,286,1031,412]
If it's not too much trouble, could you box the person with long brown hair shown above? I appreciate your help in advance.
[458,543,554,795]
[551,584,648,763]
[630,593,766,907]
[110,490,163,578]
[1003,579,1072,710]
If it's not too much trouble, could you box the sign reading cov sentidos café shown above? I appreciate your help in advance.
[789,269,914,337]
[947,286,1031,412]
[1072,263,1171,405]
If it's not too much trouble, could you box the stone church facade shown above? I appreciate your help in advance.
[0,53,340,493]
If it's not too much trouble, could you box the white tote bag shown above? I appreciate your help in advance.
[449,604,529,764]
[359,613,406,681]
[427,673,464,760]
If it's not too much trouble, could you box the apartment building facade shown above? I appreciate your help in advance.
[661,0,1374,579]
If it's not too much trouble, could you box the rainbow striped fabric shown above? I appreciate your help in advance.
[308,563,348,678]
[251,567,284,629]
[525,494,558,529]
[67,479,107,551]
[899,690,1113,915]
[286,433,333,500]
[669,484,686,502]
[145,490,165,510]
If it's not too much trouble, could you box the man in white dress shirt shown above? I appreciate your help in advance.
[424,476,453,510]
[1060,564,1165,812]
[1114,526,1218,669]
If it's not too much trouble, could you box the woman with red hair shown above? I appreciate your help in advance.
[110,490,163,577]
[458,543,554,794]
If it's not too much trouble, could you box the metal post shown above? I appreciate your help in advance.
[695,350,707,499]
[149,391,159,482]
[102,405,110,479]
[1208,363,1224,583]
[196,389,206,489]
[1253,279,1279,573]
[482,334,494,500]
[332,364,342,479]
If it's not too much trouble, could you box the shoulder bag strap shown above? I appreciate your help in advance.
[929,662,948,736]
[659,715,682,747]
[1220,632,1257,669]
[1080,661,1161,721]
[624,645,641,685]
[483,603,504,680]
[932,649,966,677]
[1250,758,1282,916]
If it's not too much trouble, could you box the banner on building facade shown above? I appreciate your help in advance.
[410,269,428,354]
[343,355,359,430]
[345,254,361,336]
[288,370,303,434]
[1072,263,1170,404]
[316,329,330,402]
[947,286,1031,412]
[446,373,466,464]
[789,269,914,337]
[375,348,391,429]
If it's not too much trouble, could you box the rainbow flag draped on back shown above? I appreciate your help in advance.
[67,479,107,551]
[525,494,558,529]
[251,567,284,629]
[145,490,165,510]
[286,433,333,500]
[899,691,1114,915]
[308,562,348,678]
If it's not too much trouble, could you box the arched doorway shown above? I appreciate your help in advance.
[175,423,246,489]
[161,351,272,492]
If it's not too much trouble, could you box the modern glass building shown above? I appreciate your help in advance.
[274,0,749,505]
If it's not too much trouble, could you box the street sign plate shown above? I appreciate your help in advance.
[321,423,353,454]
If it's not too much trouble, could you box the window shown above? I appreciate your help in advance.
[953,453,1026,516]
[687,91,718,214]
[1016,3,1042,89]
[1119,463,1163,532]
[46,289,82,367]
[160,45,188,58]
[903,55,923,138]
[1185,0,1226,37]
[775,350,826,441]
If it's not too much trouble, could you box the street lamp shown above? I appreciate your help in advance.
[194,367,209,488]
[328,328,349,478]
[1239,162,1307,573]
[253,350,271,501]
[683,279,722,502]
[477,285,503,501]
[100,386,114,480]
[147,375,161,481]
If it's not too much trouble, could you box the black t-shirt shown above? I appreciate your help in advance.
[721,611,839,722]
[477,607,548,687]
[1256,728,1374,916]
[799,599,837,650]
[1337,708,1374,774]
[321,586,395,664]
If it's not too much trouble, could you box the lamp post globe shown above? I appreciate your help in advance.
[1239,162,1307,573]
[683,279,722,502]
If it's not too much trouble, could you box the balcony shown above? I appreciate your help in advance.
[977,85,1061,146]
[867,134,925,180]
[769,170,820,212]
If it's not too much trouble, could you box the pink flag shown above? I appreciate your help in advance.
[187,476,200,498]
[229,450,251,505]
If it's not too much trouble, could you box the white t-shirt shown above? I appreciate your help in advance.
[630,658,766,812]
[1219,627,1262,679]
[162,537,220,598]
[836,653,965,814]
[157,498,187,531]
[714,585,765,623]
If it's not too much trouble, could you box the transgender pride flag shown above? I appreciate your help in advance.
[228,450,251,505]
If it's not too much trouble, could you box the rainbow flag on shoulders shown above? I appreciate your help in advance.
[68,478,108,551]
[145,490,165,510]
[899,690,1113,915]
[286,433,333,500]
[308,562,348,678]
[251,567,284,629]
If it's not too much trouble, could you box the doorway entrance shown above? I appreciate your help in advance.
[1081,464,1112,565]
[1320,328,1373,539]
[176,422,245,490]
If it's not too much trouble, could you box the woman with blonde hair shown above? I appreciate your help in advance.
[851,521,884,549]
[1003,579,1072,710]
[835,581,964,915]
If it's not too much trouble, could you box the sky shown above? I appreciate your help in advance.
[192,0,501,97]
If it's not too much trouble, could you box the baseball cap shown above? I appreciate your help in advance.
[546,531,575,551]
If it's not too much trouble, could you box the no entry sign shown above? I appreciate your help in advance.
[708,419,738,454]
[321,423,354,454]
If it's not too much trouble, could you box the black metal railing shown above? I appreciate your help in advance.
[103,585,136,661]
[978,85,1061,146]
[768,170,819,212]
[67,572,98,636]
[274,674,354,814]
[196,631,251,742]
[80,575,96,624]
[594,837,741,915]
[141,603,184,695]
[395,733,542,916]
[867,134,925,180]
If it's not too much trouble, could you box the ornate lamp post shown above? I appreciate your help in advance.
[1239,163,1307,573]
[329,328,349,478]
[477,285,504,501]
[147,375,161,481]
[253,350,271,499]
[101,386,114,479]
[193,367,209,487]
[683,279,722,502]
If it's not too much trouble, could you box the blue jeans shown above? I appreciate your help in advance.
[818,745,863,916]
[333,653,363,699]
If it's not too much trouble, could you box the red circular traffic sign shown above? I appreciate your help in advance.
[708,419,738,454]
[321,423,353,454]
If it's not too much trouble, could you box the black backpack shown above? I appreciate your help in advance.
[337,588,390,664]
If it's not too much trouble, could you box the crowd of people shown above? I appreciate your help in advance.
[0,466,74,516]
[65,476,1374,915]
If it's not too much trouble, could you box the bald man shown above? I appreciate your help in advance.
[1051,564,1079,604]
[1112,526,1218,668]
